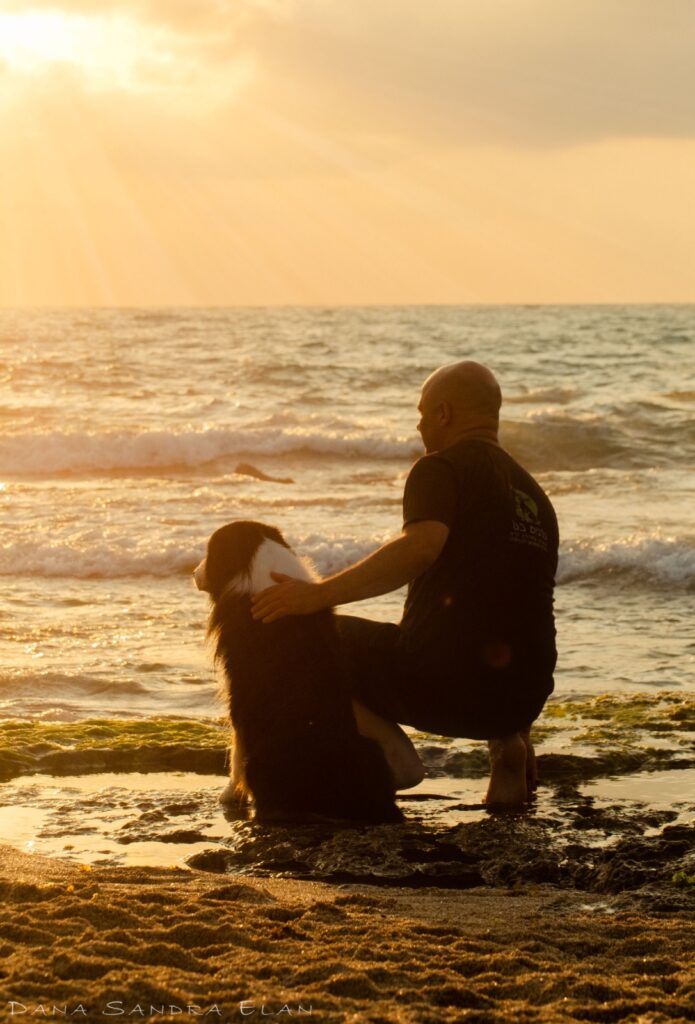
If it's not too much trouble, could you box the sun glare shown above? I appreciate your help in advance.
[0,10,175,90]
[0,9,252,102]
[0,12,89,69]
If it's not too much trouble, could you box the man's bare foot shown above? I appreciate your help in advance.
[521,728,538,794]
[484,733,528,807]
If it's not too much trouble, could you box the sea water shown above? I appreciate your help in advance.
[0,305,692,869]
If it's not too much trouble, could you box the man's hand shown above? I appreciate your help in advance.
[251,573,327,623]
[251,520,448,624]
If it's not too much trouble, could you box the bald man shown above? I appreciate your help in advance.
[252,362,559,807]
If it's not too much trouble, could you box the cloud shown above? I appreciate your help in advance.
[2,2,693,306]
[1,0,693,180]
[0,0,290,35]
[231,0,695,147]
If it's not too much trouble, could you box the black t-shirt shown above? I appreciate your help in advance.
[401,439,558,676]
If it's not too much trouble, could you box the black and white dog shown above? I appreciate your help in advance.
[195,520,401,823]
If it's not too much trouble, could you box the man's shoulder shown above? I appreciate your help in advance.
[437,441,553,506]
[406,443,500,501]
[434,438,506,472]
[406,451,458,483]
[439,439,534,476]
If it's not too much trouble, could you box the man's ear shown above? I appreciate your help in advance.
[439,400,453,425]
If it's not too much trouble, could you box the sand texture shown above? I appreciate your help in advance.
[1,845,693,1024]
[1,695,693,1021]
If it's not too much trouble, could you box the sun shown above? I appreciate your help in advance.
[0,12,87,70]
[0,10,166,90]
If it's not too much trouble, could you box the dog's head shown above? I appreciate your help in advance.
[195,520,315,600]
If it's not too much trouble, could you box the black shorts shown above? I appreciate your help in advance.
[336,614,553,741]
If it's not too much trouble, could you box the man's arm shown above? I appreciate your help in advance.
[251,520,449,623]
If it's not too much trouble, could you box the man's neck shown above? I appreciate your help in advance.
[443,423,499,448]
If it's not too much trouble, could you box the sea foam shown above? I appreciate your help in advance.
[0,427,420,475]
[0,535,384,581]
[2,533,692,591]
[1,410,688,477]
[556,536,695,590]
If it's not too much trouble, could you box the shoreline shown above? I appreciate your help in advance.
[1,693,693,1020]
[1,845,693,1023]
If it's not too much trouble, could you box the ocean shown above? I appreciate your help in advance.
[0,304,693,874]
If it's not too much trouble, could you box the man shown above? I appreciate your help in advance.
[252,361,559,806]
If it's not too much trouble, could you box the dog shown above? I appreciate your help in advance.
[195,520,402,823]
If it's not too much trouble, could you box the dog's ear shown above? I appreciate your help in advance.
[205,522,260,598]
[205,521,290,599]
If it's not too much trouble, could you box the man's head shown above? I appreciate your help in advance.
[417,361,501,453]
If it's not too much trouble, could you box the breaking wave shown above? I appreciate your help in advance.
[2,533,692,591]
[504,387,578,405]
[0,535,383,581]
[501,413,685,473]
[0,410,691,477]
[557,536,695,590]
[0,428,419,476]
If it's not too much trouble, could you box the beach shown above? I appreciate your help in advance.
[3,0,695,1014]
[1,305,693,1020]
[1,689,693,1022]
[1,843,693,1023]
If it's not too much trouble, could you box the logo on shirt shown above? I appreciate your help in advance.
[514,488,540,525]
[510,488,548,551]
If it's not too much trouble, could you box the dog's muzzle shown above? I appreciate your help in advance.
[194,558,209,592]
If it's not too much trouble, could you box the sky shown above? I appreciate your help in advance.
[1,0,694,306]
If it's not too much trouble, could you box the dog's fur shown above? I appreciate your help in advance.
[196,520,401,823]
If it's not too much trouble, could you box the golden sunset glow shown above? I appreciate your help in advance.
[0,11,83,68]
[0,11,170,91]
[0,0,693,305]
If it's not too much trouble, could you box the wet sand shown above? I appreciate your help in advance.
[1,844,693,1023]
[1,692,693,1022]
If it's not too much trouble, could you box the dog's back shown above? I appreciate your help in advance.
[204,522,401,824]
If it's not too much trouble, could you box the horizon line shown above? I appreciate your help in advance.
[1,300,694,312]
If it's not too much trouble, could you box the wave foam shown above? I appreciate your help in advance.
[0,539,198,580]
[0,428,419,476]
[557,536,695,590]
[0,535,382,581]
[2,533,692,590]
[2,408,686,477]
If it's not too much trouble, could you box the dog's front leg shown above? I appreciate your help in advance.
[220,727,249,805]
[352,700,424,790]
